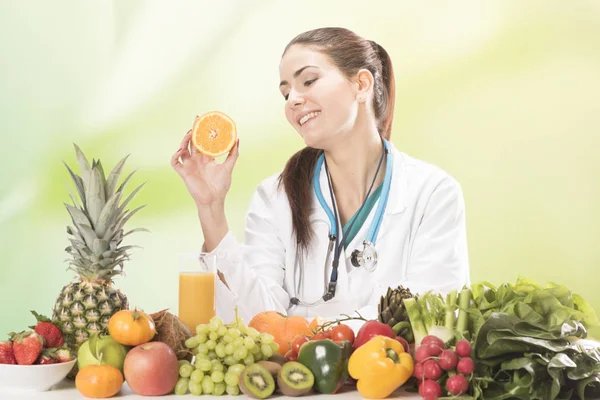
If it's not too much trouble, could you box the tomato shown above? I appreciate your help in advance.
[353,320,395,349]
[285,350,298,361]
[329,324,355,345]
[291,334,309,354]
[310,331,331,341]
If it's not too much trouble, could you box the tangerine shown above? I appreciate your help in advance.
[76,364,124,398]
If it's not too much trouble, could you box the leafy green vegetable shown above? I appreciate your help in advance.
[472,311,600,399]
[468,277,599,340]
[405,277,600,399]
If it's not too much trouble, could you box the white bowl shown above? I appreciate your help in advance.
[0,359,77,392]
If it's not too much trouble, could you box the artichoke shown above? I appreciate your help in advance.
[378,285,414,342]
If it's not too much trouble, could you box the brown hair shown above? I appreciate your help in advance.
[277,27,396,253]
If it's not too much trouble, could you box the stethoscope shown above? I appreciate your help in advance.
[289,138,394,308]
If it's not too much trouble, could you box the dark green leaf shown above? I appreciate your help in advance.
[577,373,600,400]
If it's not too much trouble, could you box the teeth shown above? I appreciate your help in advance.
[299,111,320,126]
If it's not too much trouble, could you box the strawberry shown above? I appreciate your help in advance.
[0,340,16,364]
[30,310,64,348]
[36,348,58,365]
[55,347,73,363]
[12,331,44,365]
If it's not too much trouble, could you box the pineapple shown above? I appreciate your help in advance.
[52,144,146,348]
[378,285,414,342]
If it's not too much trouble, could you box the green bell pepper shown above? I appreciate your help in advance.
[297,339,352,394]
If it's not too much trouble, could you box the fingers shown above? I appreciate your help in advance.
[179,130,193,160]
[223,138,240,171]
[170,147,184,173]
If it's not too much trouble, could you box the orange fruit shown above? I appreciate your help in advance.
[309,316,327,332]
[108,309,157,346]
[248,311,313,355]
[191,111,237,157]
[76,364,124,398]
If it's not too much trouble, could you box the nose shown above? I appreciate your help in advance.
[287,89,305,109]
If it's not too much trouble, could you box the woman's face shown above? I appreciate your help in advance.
[279,45,359,149]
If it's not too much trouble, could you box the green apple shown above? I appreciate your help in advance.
[78,334,128,372]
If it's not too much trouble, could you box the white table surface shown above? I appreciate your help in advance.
[1,379,422,399]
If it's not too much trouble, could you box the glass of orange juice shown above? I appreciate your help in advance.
[178,252,216,333]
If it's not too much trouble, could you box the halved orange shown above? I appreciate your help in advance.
[191,111,237,157]
[309,316,329,332]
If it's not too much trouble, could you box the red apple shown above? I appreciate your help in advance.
[124,342,179,396]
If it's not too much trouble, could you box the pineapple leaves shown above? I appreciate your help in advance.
[85,167,106,227]
[63,162,86,206]
[66,226,87,250]
[64,145,147,279]
[118,182,147,214]
[105,154,130,197]
[93,159,106,187]
[73,143,92,183]
[123,228,150,238]
[92,239,109,255]
[104,205,146,242]
[98,258,115,268]
[76,223,97,248]
[95,191,123,238]
[65,204,92,229]
[116,169,138,195]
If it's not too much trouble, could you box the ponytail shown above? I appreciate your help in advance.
[369,41,396,140]
[277,147,321,254]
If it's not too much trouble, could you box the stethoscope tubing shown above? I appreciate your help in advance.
[290,139,394,307]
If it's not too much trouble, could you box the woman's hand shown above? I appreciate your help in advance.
[171,128,240,210]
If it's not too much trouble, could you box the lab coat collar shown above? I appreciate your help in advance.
[308,141,408,223]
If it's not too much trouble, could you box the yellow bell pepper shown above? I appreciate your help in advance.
[348,335,414,399]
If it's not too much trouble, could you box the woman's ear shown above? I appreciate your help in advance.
[355,68,374,103]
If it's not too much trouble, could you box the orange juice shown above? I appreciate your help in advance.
[178,272,216,332]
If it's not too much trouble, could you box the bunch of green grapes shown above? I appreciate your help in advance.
[174,315,279,396]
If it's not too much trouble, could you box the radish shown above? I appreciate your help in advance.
[415,345,432,363]
[446,374,469,395]
[423,360,443,380]
[457,357,475,375]
[438,349,458,370]
[413,362,424,380]
[422,335,445,356]
[419,379,442,400]
[456,340,472,358]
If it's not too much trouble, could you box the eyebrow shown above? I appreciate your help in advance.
[279,65,318,88]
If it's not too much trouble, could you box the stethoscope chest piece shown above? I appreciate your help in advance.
[350,241,378,272]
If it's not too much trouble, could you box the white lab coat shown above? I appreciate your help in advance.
[208,143,470,331]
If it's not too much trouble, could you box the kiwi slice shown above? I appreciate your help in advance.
[239,363,275,399]
[277,361,315,397]
[257,361,282,378]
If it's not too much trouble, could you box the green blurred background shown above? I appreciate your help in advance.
[1,1,599,336]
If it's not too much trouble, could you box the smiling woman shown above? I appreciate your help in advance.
[172,27,470,327]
